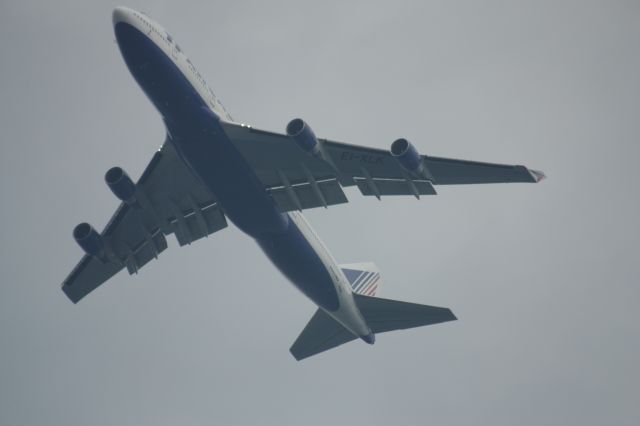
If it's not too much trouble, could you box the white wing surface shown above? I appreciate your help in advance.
[222,122,544,211]
[62,140,227,303]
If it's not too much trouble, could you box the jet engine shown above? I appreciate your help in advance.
[105,166,136,205]
[73,223,104,258]
[286,118,320,155]
[390,138,425,176]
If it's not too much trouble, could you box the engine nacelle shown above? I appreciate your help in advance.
[390,138,425,176]
[73,223,105,258]
[286,118,320,155]
[105,166,136,204]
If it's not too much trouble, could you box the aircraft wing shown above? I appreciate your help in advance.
[222,122,544,211]
[62,140,227,303]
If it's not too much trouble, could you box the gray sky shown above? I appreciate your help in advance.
[1,0,639,425]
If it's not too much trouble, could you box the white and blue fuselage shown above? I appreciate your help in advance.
[112,7,374,344]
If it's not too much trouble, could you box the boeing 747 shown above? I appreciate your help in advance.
[61,7,544,360]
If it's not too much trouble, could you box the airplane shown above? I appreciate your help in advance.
[61,6,545,360]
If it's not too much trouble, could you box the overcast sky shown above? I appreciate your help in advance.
[1,1,639,425]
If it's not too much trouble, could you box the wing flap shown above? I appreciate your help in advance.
[269,177,348,211]
[354,177,437,197]
[120,227,168,274]
[166,200,227,246]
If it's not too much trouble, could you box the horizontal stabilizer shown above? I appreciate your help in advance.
[290,309,357,361]
[290,295,456,361]
[353,293,456,333]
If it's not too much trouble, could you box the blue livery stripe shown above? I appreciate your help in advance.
[360,275,380,294]
[351,271,370,289]
[355,272,378,292]
[341,268,362,285]
[341,266,381,295]
[353,272,374,291]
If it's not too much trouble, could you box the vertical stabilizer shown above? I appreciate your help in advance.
[340,262,382,296]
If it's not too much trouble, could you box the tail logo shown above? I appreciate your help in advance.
[341,267,380,296]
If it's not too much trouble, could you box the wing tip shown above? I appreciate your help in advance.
[61,283,83,304]
[289,347,305,361]
[447,309,458,322]
[529,168,546,182]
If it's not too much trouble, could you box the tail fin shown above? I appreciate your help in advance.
[339,262,382,296]
[289,295,456,361]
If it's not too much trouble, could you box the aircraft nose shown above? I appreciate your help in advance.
[112,6,134,26]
